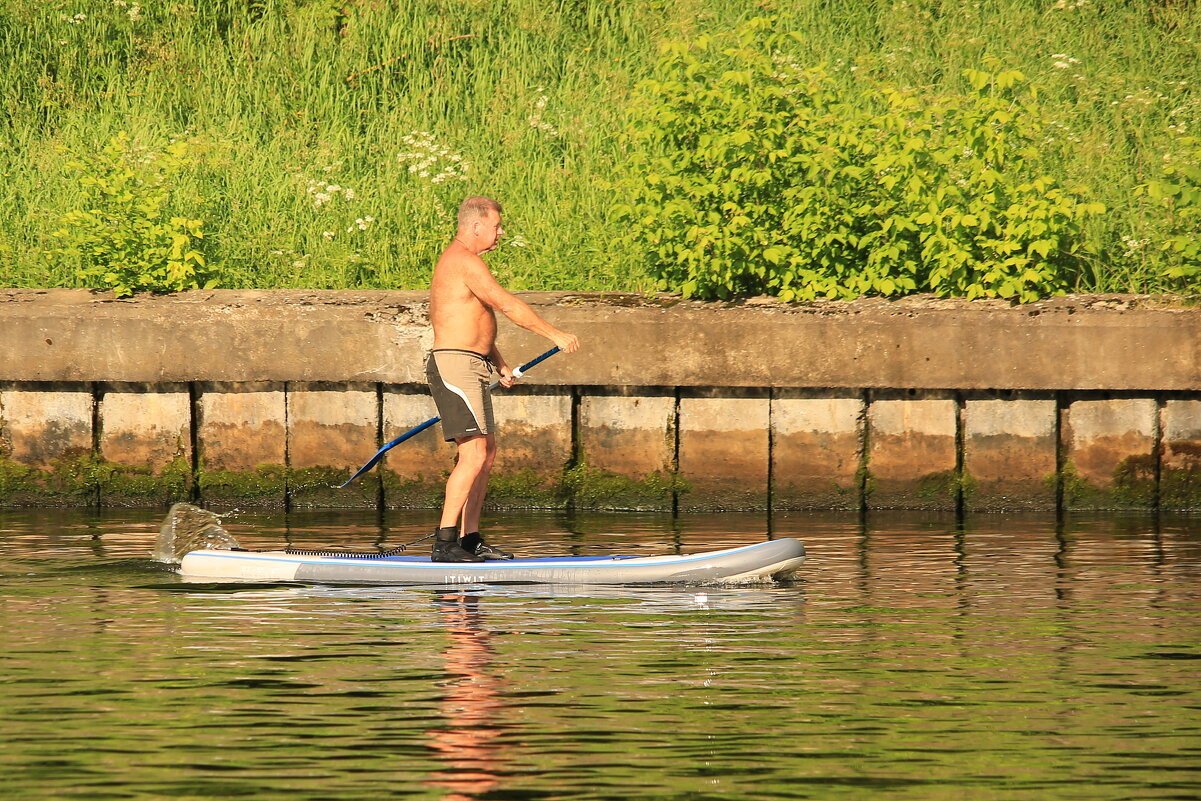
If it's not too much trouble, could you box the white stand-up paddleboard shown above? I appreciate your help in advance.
[179,538,805,585]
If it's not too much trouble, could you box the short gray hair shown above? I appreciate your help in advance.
[457,196,503,227]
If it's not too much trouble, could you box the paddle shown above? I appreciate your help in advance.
[338,346,562,488]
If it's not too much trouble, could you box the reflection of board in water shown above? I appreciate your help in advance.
[154,503,241,564]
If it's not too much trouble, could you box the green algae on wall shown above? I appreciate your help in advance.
[287,466,379,509]
[483,468,567,510]
[916,469,976,505]
[95,456,192,507]
[0,455,105,507]
[197,465,288,508]
[381,468,446,509]
[563,464,688,512]
[1061,458,1157,510]
[1161,461,1201,510]
[1161,440,1201,510]
[0,454,192,507]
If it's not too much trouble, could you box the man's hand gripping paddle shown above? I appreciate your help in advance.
[338,346,562,488]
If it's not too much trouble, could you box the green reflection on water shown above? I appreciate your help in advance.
[0,509,1198,800]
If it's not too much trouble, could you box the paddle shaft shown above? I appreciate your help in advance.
[338,346,561,488]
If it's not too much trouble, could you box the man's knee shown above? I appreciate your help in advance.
[454,435,490,470]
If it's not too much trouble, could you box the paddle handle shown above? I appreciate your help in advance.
[492,345,561,388]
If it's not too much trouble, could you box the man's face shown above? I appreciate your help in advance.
[476,210,504,253]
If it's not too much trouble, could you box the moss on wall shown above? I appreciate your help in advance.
[1061,458,1156,510]
[198,464,288,507]
[563,464,687,511]
[483,468,567,510]
[1161,443,1201,511]
[96,456,192,506]
[288,466,379,508]
[916,469,974,503]
[381,468,446,509]
[0,454,193,507]
[0,455,99,506]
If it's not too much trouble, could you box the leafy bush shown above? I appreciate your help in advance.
[1142,136,1201,290]
[49,133,216,297]
[613,18,1106,302]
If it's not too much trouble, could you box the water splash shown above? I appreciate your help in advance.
[153,502,242,564]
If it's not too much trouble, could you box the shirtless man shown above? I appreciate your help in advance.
[426,196,579,562]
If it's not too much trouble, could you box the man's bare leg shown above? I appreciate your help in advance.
[456,435,512,559]
[438,435,489,529]
[433,436,489,562]
[459,434,497,536]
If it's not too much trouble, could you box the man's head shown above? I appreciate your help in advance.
[457,196,504,253]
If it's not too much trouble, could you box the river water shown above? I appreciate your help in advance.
[1,509,1198,800]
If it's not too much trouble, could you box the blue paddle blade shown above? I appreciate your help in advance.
[337,417,439,488]
[338,346,561,488]
[336,447,390,489]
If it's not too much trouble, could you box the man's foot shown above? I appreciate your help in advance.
[431,526,483,562]
[460,531,514,560]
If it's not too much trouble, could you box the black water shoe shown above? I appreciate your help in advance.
[461,531,514,560]
[431,526,483,562]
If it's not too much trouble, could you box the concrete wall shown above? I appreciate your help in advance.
[0,290,1198,512]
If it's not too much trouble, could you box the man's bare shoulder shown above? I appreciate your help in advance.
[434,241,486,278]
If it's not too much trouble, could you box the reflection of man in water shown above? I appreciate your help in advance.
[425,594,504,800]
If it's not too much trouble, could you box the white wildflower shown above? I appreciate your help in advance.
[322,231,335,239]
[526,87,561,138]
[1121,235,1150,252]
[397,131,470,183]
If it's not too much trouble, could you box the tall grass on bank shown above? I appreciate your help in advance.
[0,0,1198,296]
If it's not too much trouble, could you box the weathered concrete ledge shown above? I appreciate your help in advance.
[0,290,1197,512]
[1,289,1197,389]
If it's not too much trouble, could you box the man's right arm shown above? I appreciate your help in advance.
[462,259,580,353]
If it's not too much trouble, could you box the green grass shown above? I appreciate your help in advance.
[0,0,1198,295]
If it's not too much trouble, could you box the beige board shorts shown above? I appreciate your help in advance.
[425,349,496,441]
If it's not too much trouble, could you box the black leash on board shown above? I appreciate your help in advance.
[279,531,436,559]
